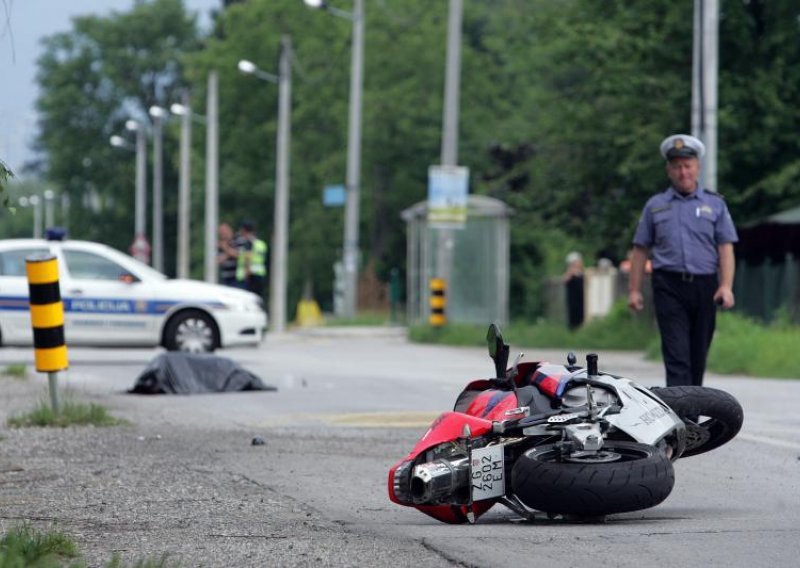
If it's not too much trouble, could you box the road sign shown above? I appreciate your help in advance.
[427,165,468,228]
[323,184,346,207]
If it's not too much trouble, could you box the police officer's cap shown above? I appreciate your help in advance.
[239,219,255,231]
[660,134,705,161]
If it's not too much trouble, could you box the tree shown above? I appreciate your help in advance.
[33,0,202,268]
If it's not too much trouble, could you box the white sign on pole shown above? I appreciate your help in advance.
[427,165,468,228]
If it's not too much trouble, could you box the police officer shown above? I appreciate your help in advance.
[628,134,738,387]
[236,220,268,298]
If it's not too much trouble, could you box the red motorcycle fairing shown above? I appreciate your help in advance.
[388,411,497,522]
[399,411,495,466]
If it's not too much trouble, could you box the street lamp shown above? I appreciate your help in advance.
[125,120,147,243]
[170,95,197,279]
[237,36,292,333]
[43,189,56,229]
[110,129,150,263]
[204,71,220,285]
[305,0,364,318]
[26,195,43,239]
[148,105,168,273]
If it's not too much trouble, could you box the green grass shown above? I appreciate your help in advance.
[1,363,27,379]
[410,303,800,379]
[324,309,405,326]
[0,524,79,567]
[705,311,800,379]
[7,396,125,428]
[0,525,180,567]
[410,300,657,351]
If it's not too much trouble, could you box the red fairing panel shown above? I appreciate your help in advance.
[404,412,494,461]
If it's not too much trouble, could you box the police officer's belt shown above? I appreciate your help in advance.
[654,269,717,283]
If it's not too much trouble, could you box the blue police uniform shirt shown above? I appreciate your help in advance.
[632,186,738,275]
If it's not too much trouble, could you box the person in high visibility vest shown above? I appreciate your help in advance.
[236,219,267,298]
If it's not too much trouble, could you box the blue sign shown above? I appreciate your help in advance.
[323,184,346,207]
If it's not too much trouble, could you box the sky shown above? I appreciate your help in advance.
[0,0,220,176]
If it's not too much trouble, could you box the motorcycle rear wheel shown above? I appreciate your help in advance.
[650,386,743,457]
[511,441,674,517]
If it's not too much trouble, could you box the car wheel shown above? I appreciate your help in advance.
[164,310,219,353]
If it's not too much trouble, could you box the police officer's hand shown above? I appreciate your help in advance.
[713,287,735,309]
[628,290,644,312]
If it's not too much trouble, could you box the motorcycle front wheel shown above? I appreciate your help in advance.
[511,441,674,517]
[650,386,743,457]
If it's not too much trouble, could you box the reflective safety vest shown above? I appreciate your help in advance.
[236,238,267,280]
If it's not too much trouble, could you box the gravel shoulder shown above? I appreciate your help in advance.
[0,375,450,567]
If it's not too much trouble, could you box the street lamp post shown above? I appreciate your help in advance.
[238,35,292,333]
[305,0,364,318]
[148,105,168,273]
[18,195,43,239]
[43,189,56,230]
[125,120,147,240]
[171,94,193,280]
[204,71,220,284]
[110,132,149,262]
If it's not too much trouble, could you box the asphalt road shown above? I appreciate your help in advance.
[1,328,799,567]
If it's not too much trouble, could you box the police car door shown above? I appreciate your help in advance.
[0,245,52,345]
[60,247,155,345]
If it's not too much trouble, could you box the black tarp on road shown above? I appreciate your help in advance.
[129,353,277,394]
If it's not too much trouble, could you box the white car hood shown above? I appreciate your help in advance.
[156,279,262,305]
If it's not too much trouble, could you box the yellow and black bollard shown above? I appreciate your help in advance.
[25,254,68,414]
[429,277,447,327]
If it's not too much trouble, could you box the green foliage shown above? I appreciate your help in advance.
[1,364,27,379]
[706,312,800,379]
[0,160,12,209]
[30,0,800,317]
[33,0,202,268]
[0,524,79,568]
[410,300,658,351]
[7,397,125,428]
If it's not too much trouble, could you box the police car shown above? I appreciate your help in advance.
[0,237,267,352]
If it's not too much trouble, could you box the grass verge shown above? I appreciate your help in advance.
[2,363,27,379]
[409,301,657,351]
[0,524,79,567]
[7,395,125,428]
[0,525,180,567]
[410,304,800,379]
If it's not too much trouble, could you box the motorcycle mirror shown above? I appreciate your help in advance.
[567,352,577,366]
[486,324,510,378]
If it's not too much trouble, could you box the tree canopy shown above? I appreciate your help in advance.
[19,0,800,318]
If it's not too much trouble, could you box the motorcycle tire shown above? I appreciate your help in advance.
[511,441,674,517]
[650,386,743,458]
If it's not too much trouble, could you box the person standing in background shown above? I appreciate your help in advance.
[628,134,738,387]
[236,220,268,298]
[217,222,243,288]
[562,251,585,330]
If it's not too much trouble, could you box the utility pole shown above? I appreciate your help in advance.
[176,91,192,279]
[149,106,167,273]
[270,36,292,333]
[692,0,718,191]
[340,0,364,318]
[204,71,219,283]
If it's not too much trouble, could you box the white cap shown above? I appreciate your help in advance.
[660,134,705,160]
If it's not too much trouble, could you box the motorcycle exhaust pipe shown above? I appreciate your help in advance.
[410,457,470,503]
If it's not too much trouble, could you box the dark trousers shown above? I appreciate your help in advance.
[652,270,718,387]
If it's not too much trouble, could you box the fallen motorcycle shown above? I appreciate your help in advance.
[388,325,743,523]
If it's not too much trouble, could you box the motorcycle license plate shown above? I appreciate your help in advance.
[470,445,505,501]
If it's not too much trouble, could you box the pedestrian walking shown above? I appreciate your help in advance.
[628,134,738,387]
[236,220,268,298]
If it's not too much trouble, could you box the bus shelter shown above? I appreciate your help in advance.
[402,195,513,326]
